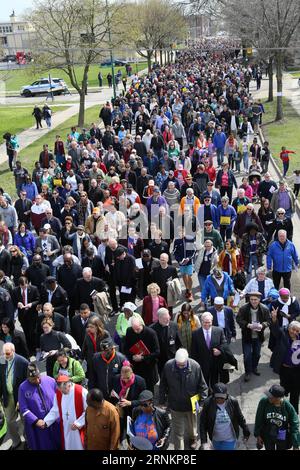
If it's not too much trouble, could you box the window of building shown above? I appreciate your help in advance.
[1,37,7,45]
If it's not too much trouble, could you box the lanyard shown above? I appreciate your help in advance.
[6,360,15,379]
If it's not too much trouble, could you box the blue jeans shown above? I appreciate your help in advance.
[216,148,224,166]
[212,440,237,450]
[283,161,289,177]
[242,338,261,374]
[246,254,259,281]
[243,152,249,171]
[198,274,207,292]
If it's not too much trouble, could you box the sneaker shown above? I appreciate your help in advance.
[244,373,251,382]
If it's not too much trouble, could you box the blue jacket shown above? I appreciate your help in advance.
[201,272,235,302]
[173,238,196,266]
[217,205,237,229]
[213,132,226,149]
[21,182,38,201]
[13,231,36,261]
[197,204,219,229]
[267,239,299,273]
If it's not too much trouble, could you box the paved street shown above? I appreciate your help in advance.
[1,74,300,451]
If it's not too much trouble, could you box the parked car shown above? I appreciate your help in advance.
[0,55,17,62]
[20,78,67,97]
[100,59,128,66]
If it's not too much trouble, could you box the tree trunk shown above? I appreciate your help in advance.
[275,53,283,121]
[267,58,274,102]
[164,50,167,64]
[160,49,163,65]
[154,50,157,63]
[147,52,152,72]
[78,91,86,127]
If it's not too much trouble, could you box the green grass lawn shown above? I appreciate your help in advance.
[0,106,69,141]
[262,97,300,175]
[0,104,101,197]
[0,62,147,92]
[290,72,300,78]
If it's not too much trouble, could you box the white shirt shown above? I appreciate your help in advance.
[217,309,225,329]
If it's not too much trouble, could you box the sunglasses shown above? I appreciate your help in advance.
[204,223,212,226]
[140,401,153,407]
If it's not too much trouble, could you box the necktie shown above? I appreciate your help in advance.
[22,288,26,306]
[205,330,211,349]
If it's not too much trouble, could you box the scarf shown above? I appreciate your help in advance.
[0,226,9,247]
[177,317,197,353]
[219,248,237,276]
[101,349,116,364]
[119,373,136,398]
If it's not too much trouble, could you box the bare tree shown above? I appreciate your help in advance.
[125,0,187,72]
[28,0,124,127]
[223,0,300,121]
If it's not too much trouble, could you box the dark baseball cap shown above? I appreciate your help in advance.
[265,384,285,399]
[138,390,154,402]
[213,382,228,399]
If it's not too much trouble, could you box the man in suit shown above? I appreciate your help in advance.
[151,307,182,376]
[56,252,82,319]
[25,254,50,293]
[35,227,60,276]
[71,303,97,349]
[137,249,160,299]
[73,267,106,312]
[191,311,227,390]
[0,343,28,449]
[40,276,69,318]
[104,238,124,315]
[12,276,40,355]
[36,302,66,338]
[0,285,14,323]
[208,297,236,344]
[40,207,62,240]
[14,190,32,228]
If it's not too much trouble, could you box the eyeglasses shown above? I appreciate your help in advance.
[10,250,17,253]
[277,212,284,215]
[204,223,212,226]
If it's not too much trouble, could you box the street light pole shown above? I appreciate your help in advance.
[105,0,116,101]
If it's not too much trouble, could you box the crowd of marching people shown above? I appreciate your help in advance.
[1,38,300,452]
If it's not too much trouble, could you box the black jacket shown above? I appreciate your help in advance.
[208,306,236,343]
[0,330,29,359]
[150,321,182,372]
[0,249,11,276]
[82,330,111,371]
[159,358,208,412]
[111,374,146,410]
[73,277,106,310]
[124,326,160,389]
[200,395,250,444]
[0,287,15,322]
[191,327,227,386]
[40,330,71,352]
[25,263,50,292]
[236,302,270,343]
[88,351,126,399]
[12,285,40,325]
[36,312,66,337]
[0,353,29,407]
[270,322,297,374]
[114,254,136,288]
[40,284,69,317]
[70,313,97,349]
[132,406,171,450]
[56,263,83,298]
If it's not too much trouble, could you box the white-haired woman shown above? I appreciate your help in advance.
[241,266,274,300]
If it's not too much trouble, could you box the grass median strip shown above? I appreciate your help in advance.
[0,106,70,142]
[262,97,300,176]
[0,104,101,196]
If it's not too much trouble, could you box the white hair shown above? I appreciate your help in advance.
[201,312,213,322]
[3,342,15,353]
[175,348,189,363]
[157,308,170,318]
[289,321,300,330]
[131,317,143,328]
[82,267,92,275]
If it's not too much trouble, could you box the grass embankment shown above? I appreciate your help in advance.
[0,106,69,141]
[0,62,147,92]
[0,105,101,196]
[262,97,300,177]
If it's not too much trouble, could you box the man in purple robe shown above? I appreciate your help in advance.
[18,363,60,450]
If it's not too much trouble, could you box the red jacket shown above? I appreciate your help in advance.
[280,150,295,163]
[205,166,216,182]
[142,295,168,326]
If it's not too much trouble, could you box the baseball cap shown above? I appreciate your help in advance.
[138,390,154,402]
[213,382,228,399]
[56,375,72,383]
[248,291,262,298]
[153,186,160,193]
[27,363,40,378]
[265,384,285,399]
[77,225,85,231]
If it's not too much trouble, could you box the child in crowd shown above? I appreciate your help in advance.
[293,170,300,197]
[280,146,295,177]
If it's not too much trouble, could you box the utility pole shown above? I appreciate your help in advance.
[105,0,116,101]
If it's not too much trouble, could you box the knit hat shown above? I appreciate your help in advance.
[279,288,290,296]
